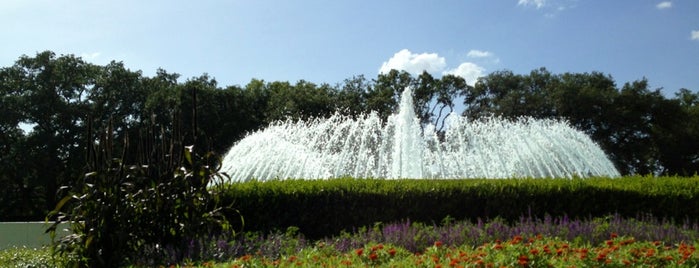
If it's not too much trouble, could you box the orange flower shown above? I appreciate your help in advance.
[543,245,551,254]
[388,248,397,256]
[369,252,378,261]
[511,235,523,245]
[596,253,607,262]
[620,238,635,246]
[645,248,656,257]
[578,249,588,260]
[530,248,540,255]
[610,233,618,239]
[435,241,444,247]
[517,255,529,266]
[355,248,364,256]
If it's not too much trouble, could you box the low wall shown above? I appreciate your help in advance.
[0,222,70,250]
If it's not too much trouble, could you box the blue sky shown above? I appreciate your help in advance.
[2,0,698,96]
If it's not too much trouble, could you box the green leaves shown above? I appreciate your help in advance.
[221,176,699,239]
[45,117,234,267]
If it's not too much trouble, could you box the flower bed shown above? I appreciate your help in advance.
[224,234,698,267]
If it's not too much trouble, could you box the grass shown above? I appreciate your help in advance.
[0,246,64,268]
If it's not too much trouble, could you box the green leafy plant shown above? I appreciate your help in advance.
[46,119,235,267]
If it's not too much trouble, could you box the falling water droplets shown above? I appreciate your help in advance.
[220,88,620,182]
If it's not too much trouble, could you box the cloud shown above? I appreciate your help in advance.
[379,49,446,76]
[518,0,546,9]
[80,52,101,61]
[692,30,699,41]
[466,50,493,58]
[443,62,485,86]
[656,1,672,9]
[380,49,487,85]
[518,0,577,17]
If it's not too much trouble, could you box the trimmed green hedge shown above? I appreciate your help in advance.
[219,176,699,238]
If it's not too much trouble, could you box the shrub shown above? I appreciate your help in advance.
[46,121,233,267]
[220,176,699,238]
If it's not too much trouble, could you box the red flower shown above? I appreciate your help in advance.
[529,248,540,255]
[371,244,384,251]
[610,233,618,239]
[388,248,397,256]
[645,248,656,257]
[517,255,529,266]
[369,253,378,261]
[435,241,444,247]
[355,248,364,256]
[596,253,607,262]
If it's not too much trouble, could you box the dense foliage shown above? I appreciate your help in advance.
[220,177,699,238]
[45,117,233,267]
[1,50,698,222]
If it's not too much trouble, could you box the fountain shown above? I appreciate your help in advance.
[220,88,620,182]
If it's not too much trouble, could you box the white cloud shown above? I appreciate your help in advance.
[80,52,101,61]
[443,62,485,86]
[518,0,577,17]
[518,0,546,9]
[380,49,487,85]
[466,50,493,58]
[692,30,699,41]
[656,1,672,9]
[379,49,446,76]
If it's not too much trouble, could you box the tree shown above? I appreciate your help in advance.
[651,89,699,175]
[367,69,412,120]
[334,75,370,116]
[264,80,335,123]
[0,51,100,215]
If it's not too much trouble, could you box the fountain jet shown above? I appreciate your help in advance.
[221,88,620,181]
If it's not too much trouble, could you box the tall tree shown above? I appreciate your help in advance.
[2,51,100,214]
[368,69,412,120]
[335,75,370,116]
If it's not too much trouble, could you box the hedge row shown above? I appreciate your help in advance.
[219,176,699,239]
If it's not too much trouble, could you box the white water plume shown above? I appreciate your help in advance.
[220,88,620,181]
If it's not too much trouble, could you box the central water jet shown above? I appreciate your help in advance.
[221,88,619,181]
